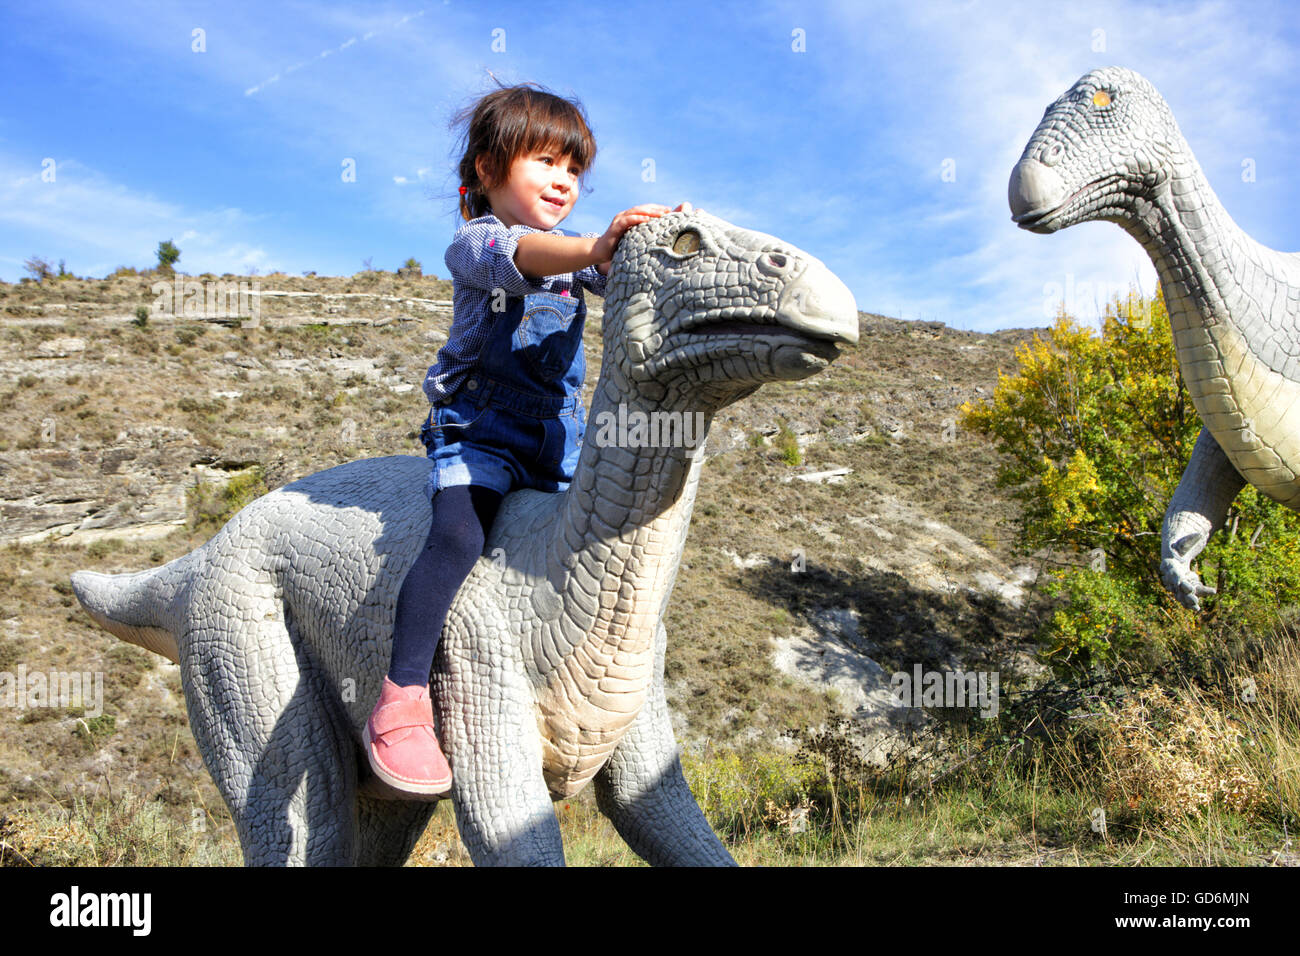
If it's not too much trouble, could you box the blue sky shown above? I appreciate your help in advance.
[2,0,1297,331]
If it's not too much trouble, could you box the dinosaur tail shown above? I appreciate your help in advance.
[70,552,195,664]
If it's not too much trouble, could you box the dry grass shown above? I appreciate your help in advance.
[1,783,239,867]
[1097,685,1264,819]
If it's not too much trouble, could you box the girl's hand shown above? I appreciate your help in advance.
[592,204,669,262]
[592,202,697,266]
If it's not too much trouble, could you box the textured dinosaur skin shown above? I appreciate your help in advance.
[1010,66,1300,609]
[70,211,858,866]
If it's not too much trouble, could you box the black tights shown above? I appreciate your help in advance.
[387,484,504,687]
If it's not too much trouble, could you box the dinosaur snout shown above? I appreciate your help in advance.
[778,260,859,346]
[1009,157,1066,230]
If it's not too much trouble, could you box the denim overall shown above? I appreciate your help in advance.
[422,290,587,500]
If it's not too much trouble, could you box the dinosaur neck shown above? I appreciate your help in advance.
[524,353,715,793]
[1119,145,1282,349]
[1115,140,1300,507]
[546,363,710,676]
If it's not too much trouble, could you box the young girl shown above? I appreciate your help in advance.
[366,83,687,796]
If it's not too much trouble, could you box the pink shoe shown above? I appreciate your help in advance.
[366,677,452,796]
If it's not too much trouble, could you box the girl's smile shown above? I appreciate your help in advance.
[482,148,581,230]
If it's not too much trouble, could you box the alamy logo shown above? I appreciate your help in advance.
[591,403,707,454]
[49,886,151,936]
[890,665,999,718]
[151,277,261,324]
[0,666,102,717]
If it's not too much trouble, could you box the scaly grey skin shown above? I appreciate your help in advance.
[1010,66,1299,610]
[70,211,859,866]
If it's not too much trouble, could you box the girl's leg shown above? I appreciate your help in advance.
[367,483,503,797]
[388,483,503,686]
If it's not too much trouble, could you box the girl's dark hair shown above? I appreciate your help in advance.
[452,83,596,221]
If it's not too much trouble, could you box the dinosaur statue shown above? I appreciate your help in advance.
[70,210,859,866]
[1009,65,1300,610]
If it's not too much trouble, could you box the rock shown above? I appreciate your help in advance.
[324,357,382,381]
[876,414,905,439]
[270,358,311,373]
[787,467,852,484]
[221,352,265,370]
[719,547,770,570]
[770,622,929,766]
[36,336,86,357]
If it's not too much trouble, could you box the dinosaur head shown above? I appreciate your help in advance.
[603,210,858,408]
[1009,67,1185,234]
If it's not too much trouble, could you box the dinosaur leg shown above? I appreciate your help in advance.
[353,794,438,867]
[181,586,358,866]
[594,623,736,866]
[1161,426,1247,610]
[437,640,565,866]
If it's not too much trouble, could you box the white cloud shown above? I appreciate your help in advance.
[0,155,278,277]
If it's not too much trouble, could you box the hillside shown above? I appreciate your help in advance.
[0,269,1050,858]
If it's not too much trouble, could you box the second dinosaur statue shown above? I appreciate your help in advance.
[1010,66,1300,609]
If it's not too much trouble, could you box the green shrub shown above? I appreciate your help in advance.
[73,714,117,742]
[187,466,268,531]
[156,239,180,273]
[775,423,801,466]
[681,749,821,839]
[85,538,124,561]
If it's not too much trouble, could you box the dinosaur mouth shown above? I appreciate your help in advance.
[692,320,787,336]
[687,321,844,367]
[1011,206,1058,231]
[1012,175,1125,232]
[1012,193,1079,232]
[691,320,843,354]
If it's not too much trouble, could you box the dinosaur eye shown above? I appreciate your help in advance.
[672,230,701,255]
[1092,90,1112,107]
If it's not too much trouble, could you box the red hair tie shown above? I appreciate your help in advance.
[459,186,468,196]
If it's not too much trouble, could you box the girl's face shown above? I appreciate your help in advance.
[480,147,581,230]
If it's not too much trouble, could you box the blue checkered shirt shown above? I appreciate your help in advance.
[422,213,607,403]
